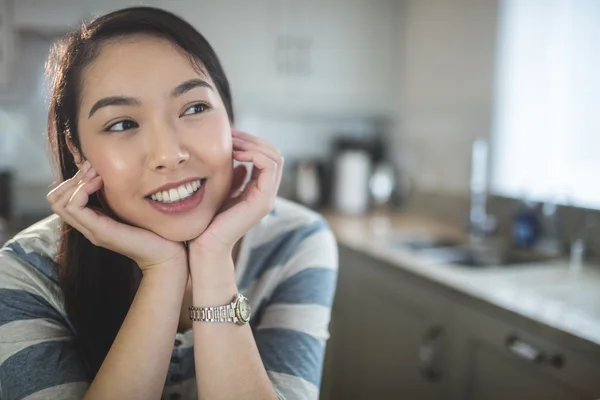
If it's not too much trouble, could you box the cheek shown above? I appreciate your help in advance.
[190,115,233,167]
[84,142,142,207]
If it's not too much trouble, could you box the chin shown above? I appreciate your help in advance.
[152,221,210,243]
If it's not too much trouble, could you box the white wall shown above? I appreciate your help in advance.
[393,0,499,194]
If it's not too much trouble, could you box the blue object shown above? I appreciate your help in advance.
[512,202,540,247]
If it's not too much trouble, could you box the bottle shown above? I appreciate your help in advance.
[512,200,540,248]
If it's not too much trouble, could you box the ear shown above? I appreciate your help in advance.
[66,135,85,168]
[229,164,248,198]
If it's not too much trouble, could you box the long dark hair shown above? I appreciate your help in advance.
[46,7,234,379]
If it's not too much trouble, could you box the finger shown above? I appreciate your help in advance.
[233,150,279,195]
[55,176,102,238]
[53,167,99,211]
[47,162,91,204]
[232,137,283,166]
[62,176,105,240]
[232,130,281,155]
[232,139,284,195]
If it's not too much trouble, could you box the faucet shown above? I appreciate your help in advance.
[468,138,497,240]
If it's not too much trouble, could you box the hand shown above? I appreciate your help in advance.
[47,162,187,273]
[190,130,284,256]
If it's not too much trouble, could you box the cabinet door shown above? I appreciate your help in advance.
[262,0,397,115]
[322,245,448,400]
[445,303,600,400]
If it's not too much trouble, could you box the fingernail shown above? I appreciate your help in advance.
[81,161,91,173]
[83,167,95,181]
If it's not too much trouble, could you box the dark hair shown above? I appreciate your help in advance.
[46,6,234,379]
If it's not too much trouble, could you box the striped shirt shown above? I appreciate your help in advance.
[0,197,338,400]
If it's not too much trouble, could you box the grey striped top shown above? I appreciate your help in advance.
[0,197,338,400]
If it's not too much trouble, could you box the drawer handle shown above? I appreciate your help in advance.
[419,325,444,383]
[505,335,565,370]
[505,335,545,363]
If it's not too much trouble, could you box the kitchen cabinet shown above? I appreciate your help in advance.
[321,244,600,400]
[322,245,448,399]
[163,0,399,116]
[444,303,600,400]
[0,0,14,89]
[257,0,398,116]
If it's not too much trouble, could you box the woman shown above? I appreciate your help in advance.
[0,7,338,400]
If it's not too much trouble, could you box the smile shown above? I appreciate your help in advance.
[148,179,205,203]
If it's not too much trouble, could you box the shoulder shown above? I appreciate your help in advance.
[255,197,335,247]
[2,214,62,262]
[239,198,337,291]
[0,214,66,315]
[250,197,337,262]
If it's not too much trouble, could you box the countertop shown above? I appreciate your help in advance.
[323,211,600,350]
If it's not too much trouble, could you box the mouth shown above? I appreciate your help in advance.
[145,178,207,215]
[146,178,206,203]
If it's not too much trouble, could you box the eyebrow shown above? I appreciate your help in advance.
[88,97,140,118]
[171,78,214,98]
[87,78,214,118]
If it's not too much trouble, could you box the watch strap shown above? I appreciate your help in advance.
[189,303,236,323]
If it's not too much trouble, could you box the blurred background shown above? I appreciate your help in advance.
[1,0,599,399]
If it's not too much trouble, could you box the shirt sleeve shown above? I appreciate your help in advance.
[0,243,89,400]
[253,219,338,400]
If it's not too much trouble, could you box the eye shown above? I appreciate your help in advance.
[105,119,139,132]
[181,102,211,117]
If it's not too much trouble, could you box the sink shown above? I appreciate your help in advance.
[388,234,463,251]
[416,245,557,268]
[389,234,558,268]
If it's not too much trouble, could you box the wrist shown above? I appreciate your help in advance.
[189,250,236,291]
[140,257,188,280]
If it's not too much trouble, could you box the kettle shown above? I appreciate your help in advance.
[331,139,373,214]
[292,159,325,209]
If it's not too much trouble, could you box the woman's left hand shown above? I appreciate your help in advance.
[190,130,284,257]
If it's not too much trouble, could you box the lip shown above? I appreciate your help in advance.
[145,177,204,198]
[147,182,206,215]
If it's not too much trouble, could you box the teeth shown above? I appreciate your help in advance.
[150,179,203,203]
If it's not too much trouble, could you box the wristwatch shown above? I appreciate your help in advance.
[188,293,251,326]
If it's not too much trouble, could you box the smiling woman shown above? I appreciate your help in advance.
[0,7,337,400]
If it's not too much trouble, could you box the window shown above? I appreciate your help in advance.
[491,0,600,209]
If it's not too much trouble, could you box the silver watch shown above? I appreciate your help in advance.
[188,293,251,326]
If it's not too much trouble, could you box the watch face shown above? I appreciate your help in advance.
[238,297,252,322]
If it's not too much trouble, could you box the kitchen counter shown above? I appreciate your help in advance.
[323,211,600,351]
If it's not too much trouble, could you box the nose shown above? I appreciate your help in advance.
[146,120,189,171]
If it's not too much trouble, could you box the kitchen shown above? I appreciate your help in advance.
[0,0,599,399]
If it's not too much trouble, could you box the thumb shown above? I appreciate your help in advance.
[229,164,248,198]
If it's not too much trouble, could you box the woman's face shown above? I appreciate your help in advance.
[76,35,233,242]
